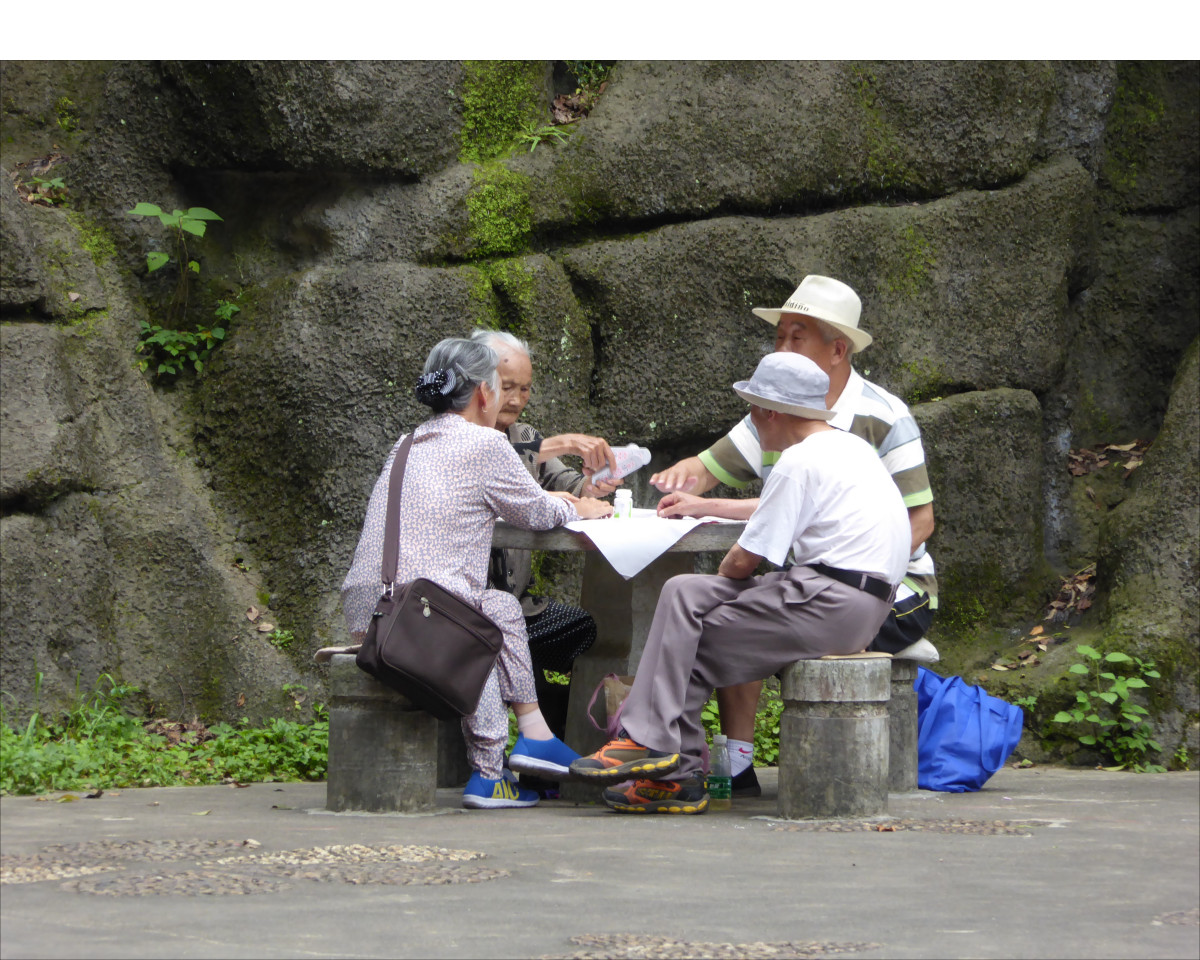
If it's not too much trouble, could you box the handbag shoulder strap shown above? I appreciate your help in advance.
[381,432,415,589]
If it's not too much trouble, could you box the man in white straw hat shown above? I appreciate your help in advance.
[651,274,938,798]
[569,351,910,813]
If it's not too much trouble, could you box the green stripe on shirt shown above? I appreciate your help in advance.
[698,449,752,489]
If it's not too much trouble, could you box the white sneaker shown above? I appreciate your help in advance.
[894,638,940,663]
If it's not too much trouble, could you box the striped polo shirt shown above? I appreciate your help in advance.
[699,368,937,607]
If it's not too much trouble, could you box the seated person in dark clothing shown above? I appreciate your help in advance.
[469,330,623,788]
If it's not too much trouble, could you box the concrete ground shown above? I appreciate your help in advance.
[1,766,1197,960]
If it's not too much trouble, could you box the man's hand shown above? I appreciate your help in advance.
[574,496,614,519]
[718,543,761,579]
[657,491,711,518]
[658,492,758,521]
[541,433,619,476]
[650,456,718,494]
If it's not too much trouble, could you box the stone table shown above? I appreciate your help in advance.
[492,519,746,769]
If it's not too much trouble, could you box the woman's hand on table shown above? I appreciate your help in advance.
[547,491,580,503]
[574,496,614,519]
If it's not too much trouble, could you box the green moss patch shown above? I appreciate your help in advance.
[1102,63,1168,196]
[465,165,533,259]
[459,61,547,165]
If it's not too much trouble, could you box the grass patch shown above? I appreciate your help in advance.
[1,675,327,795]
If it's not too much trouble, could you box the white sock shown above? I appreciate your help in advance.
[727,738,754,777]
[516,708,554,741]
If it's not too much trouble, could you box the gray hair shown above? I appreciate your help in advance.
[469,328,530,358]
[416,337,499,413]
[815,319,853,353]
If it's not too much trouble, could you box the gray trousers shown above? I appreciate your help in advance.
[620,566,892,781]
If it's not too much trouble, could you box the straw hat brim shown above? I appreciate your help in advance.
[733,386,835,421]
[752,306,874,353]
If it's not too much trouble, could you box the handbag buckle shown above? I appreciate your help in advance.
[420,597,431,618]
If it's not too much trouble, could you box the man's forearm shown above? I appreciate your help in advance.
[718,543,761,579]
[702,498,759,521]
[908,502,935,552]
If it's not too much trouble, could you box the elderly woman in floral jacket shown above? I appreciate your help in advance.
[342,337,611,809]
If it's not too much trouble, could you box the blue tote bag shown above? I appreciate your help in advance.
[914,668,1024,792]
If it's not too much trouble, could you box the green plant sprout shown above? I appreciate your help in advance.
[267,629,295,652]
[1052,645,1164,772]
[126,203,223,327]
[24,175,68,205]
[127,203,222,274]
[517,122,571,151]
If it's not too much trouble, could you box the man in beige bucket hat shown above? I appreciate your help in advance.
[651,274,939,797]
[569,352,911,813]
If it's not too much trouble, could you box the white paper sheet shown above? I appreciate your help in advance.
[565,508,739,579]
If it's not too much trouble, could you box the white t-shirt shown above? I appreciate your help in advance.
[738,429,910,584]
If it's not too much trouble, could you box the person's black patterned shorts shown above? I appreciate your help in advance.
[525,600,596,674]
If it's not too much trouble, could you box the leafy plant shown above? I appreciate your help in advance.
[268,629,295,652]
[1013,694,1038,710]
[700,684,784,766]
[24,175,68,205]
[127,203,222,275]
[213,299,240,324]
[0,674,327,795]
[517,121,571,151]
[136,320,226,377]
[564,61,613,93]
[1052,645,1164,772]
[126,202,224,329]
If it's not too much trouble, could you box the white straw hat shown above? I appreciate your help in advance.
[751,275,872,353]
[732,353,835,421]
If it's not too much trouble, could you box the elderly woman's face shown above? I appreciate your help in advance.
[494,347,533,430]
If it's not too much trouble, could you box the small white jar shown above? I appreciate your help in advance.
[613,488,633,519]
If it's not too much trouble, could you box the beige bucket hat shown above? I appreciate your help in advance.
[733,353,835,421]
[751,275,872,353]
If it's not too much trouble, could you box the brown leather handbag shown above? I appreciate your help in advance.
[355,433,503,720]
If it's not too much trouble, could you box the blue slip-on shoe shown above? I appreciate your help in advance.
[461,770,540,809]
[507,734,581,778]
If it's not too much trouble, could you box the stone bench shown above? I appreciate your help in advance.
[324,650,920,817]
[776,654,919,820]
[325,654,440,813]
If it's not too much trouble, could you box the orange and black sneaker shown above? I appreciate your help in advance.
[568,737,681,782]
[602,777,709,814]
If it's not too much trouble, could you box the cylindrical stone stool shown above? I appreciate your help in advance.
[326,654,438,813]
[888,659,920,793]
[778,658,891,819]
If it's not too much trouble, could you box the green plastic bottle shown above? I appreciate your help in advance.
[708,734,732,810]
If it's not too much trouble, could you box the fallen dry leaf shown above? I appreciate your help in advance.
[1030,625,1044,636]
[257,622,275,633]
[245,606,259,622]
[236,693,246,707]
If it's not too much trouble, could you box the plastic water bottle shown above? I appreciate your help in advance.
[612,488,633,519]
[708,734,732,810]
[590,444,652,484]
